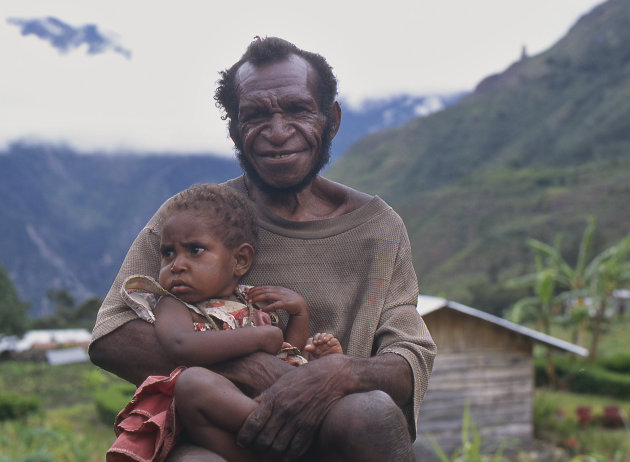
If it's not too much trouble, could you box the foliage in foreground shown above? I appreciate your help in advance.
[0,361,127,461]
[534,389,630,461]
[0,407,111,462]
[429,405,506,462]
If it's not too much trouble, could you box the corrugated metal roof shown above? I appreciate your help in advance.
[417,295,588,356]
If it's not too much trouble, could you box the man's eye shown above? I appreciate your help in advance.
[289,105,308,113]
[241,109,267,122]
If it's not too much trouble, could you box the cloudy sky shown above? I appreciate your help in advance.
[1,0,604,157]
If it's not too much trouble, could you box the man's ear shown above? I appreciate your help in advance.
[233,243,255,278]
[328,101,341,140]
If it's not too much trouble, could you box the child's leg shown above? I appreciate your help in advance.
[174,367,258,461]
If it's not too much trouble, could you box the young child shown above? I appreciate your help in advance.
[106,184,341,462]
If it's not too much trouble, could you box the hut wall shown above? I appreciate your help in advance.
[413,310,534,461]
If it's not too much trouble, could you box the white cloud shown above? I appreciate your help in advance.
[0,0,605,156]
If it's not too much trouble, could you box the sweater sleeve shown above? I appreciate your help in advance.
[90,209,166,345]
[373,224,436,432]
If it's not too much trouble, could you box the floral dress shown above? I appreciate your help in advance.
[106,275,305,462]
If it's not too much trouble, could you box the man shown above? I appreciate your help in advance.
[90,37,436,461]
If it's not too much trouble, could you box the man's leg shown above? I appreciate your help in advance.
[309,390,414,462]
[165,442,227,462]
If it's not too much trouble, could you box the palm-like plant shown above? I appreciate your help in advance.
[585,234,630,360]
[506,256,562,387]
[524,218,597,347]
[511,218,630,361]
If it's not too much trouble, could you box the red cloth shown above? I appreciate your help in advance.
[106,367,185,462]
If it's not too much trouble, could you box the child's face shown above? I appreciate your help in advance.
[158,211,241,303]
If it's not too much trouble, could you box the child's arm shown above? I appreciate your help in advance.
[153,296,284,367]
[246,286,309,350]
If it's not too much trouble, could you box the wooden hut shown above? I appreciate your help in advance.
[413,296,587,461]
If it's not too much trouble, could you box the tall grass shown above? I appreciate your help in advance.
[0,360,123,461]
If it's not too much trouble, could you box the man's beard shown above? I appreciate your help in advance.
[235,121,333,195]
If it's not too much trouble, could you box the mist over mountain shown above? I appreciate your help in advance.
[329,93,466,167]
[328,0,630,310]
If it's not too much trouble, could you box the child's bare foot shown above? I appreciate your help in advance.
[303,332,343,360]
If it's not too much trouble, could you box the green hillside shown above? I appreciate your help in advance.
[328,0,630,310]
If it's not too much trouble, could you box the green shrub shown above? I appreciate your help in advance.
[600,353,630,374]
[92,383,135,426]
[0,392,42,421]
[571,367,630,399]
[536,356,630,399]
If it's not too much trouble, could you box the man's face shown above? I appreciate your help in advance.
[233,55,334,193]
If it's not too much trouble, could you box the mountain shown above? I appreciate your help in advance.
[328,93,466,167]
[0,144,241,316]
[327,0,630,311]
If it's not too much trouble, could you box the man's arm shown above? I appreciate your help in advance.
[89,318,293,392]
[237,351,413,459]
[90,319,179,386]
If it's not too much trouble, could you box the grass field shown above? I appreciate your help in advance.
[0,361,125,462]
[1,314,628,461]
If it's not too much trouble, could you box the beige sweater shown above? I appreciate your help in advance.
[92,176,436,433]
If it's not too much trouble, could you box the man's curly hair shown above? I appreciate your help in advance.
[164,184,258,251]
[214,36,338,148]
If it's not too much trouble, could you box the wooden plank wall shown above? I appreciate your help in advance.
[413,310,535,461]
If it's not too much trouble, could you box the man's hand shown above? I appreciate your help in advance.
[237,354,353,460]
[210,350,293,397]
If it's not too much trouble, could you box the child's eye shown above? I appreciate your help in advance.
[161,248,174,259]
[191,246,205,255]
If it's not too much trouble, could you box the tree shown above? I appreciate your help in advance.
[0,263,29,337]
[525,218,597,347]
[31,288,102,330]
[506,255,562,387]
[585,234,630,360]
[513,218,630,361]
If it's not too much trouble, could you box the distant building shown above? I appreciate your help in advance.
[414,296,587,461]
[46,347,90,365]
[0,329,91,364]
[14,328,91,351]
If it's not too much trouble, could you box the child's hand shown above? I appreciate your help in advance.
[303,332,343,360]
[247,286,308,317]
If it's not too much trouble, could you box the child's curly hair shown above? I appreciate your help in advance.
[164,184,258,250]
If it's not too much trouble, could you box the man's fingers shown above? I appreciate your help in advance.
[237,402,271,447]
[267,419,296,457]
[285,423,317,460]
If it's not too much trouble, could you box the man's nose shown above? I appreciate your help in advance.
[262,113,294,145]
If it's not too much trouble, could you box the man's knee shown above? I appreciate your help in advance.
[318,390,413,462]
[165,442,227,462]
